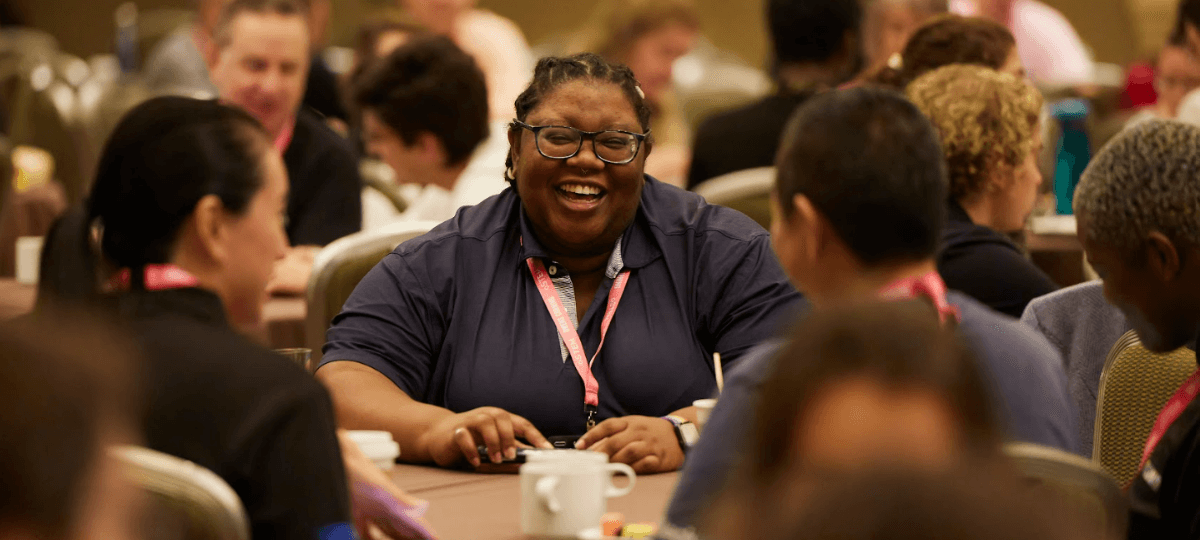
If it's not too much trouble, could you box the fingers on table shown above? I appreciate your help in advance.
[452,426,481,467]
[577,418,629,450]
[512,414,553,449]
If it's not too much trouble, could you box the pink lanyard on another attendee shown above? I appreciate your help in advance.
[273,118,296,153]
[1140,369,1200,471]
[877,270,961,325]
[108,264,200,291]
[526,257,631,430]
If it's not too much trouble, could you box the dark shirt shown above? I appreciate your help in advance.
[1129,333,1200,540]
[283,109,362,246]
[118,287,351,540]
[686,91,815,190]
[938,200,1058,318]
[303,56,349,123]
[664,291,1077,531]
[321,177,803,436]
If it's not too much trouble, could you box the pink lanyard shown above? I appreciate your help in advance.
[527,258,631,430]
[1140,368,1200,471]
[877,270,961,325]
[108,264,200,291]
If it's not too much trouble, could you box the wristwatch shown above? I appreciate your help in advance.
[662,415,700,454]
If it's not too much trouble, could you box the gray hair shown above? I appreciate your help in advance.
[1074,119,1200,259]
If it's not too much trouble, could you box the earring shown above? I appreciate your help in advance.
[505,163,516,181]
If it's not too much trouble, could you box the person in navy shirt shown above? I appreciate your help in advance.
[317,53,802,473]
[660,87,1076,539]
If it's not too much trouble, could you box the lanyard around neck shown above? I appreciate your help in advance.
[1140,369,1200,473]
[877,270,961,325]
[527,257,631,429]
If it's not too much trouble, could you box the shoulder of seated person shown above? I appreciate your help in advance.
[951,292,1062,360]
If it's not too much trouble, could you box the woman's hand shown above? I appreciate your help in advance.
[337,431,438,540]
[419,407,552,467]
[574,416,684,474]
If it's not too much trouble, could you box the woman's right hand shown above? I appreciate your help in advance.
[420,407,553,467]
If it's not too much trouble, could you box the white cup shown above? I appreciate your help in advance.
[15,236,43,285]
[520,452,636,539]
[345,430,400,470]
[693,398,717,432]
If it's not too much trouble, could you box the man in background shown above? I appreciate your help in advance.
[353,35,506,228]
[207,0,362,292]
[950,0,1094,88]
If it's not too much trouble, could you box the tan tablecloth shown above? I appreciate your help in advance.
[0,278,308,349]
[387,464,679,540]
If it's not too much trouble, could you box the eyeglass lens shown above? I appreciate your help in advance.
[536,127,639,163]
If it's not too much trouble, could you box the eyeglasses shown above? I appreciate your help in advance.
[512,121,650,165]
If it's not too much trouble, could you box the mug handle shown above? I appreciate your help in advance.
[604,463,636,498]
[535,475,562,513]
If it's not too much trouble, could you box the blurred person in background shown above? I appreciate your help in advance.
[566,0,700,187]
[143,0,226,97]
[950,0,1094,89]
[870,14,1022,88]
[38,96,434,540]
[661,86,1074,539]
[396,0,533,121]
[353,35,505,228]
[345,17,427,109]
[686,0,863,189]
[207,0,362,294]
[1073,120,1200,540]
[0,317,141,540]
[1128,34,1200,127]
[907,64,1057,318]
[300,0,350,126]
[319,53,802,473]
[860,0,948,77]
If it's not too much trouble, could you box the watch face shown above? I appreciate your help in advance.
[678,422,700,446]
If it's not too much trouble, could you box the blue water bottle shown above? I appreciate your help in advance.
[1051,99,1091,215]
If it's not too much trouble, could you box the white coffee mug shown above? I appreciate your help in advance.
[520,452,636,538]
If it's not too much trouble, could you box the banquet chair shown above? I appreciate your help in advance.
[112,446,250,540]
[1094,330,1197,486]
[692,167,775,230]
[1004,442,1126,539]
[306,221,438,367]
[361,159,408,213]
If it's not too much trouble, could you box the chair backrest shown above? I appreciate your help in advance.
[1094,330,1196,486]
[692,166,775,230]
[1004,442,1127,539]
[112,446,250,540]
[306,221,438,366]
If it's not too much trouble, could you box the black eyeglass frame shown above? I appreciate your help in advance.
[511,120,650,165]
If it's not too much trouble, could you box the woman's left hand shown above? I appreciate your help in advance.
[574,416,684,474]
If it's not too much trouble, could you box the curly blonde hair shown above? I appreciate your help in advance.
[905,64,1042,201]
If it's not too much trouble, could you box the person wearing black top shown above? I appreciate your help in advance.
[283,107,362,246]
[685,0,863,189]
[37,97,354,540]
[907,64,1057,318]
[1074,120,1200,540]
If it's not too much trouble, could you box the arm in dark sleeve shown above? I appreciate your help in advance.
[238,384,351,540]
[289,141,363,246]
[665,343,779,529]
[685,125,718,190]
[321,253,445,401]
[939,241,1058,318]
[698,230,803,371]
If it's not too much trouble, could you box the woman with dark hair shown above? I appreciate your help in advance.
[39,96,434,540]
[318,53,802,473]
[870,14,1022,89]
[706,301,1005,540]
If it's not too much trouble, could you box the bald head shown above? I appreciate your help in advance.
[1075,120,1200,261]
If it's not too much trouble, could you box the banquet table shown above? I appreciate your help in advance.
[387,464,680,540]
[0,278,308,349]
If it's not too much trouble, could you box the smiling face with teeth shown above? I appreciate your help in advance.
[509,80,651,258]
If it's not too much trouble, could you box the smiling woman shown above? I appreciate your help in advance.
[317,53,803,474]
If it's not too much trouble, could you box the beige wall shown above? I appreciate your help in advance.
[21,0,1177,68]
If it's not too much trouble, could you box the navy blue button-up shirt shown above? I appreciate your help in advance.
[321,177,803,436]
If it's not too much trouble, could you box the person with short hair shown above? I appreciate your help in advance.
[318,53,802,473]
[353,35,506,227]
[660,87,1074,538]
[907,64,1057,318]
[207,0,362,282]
[685,0,863,189]
[1073,120,1200,540]
[870,14,1022,88]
